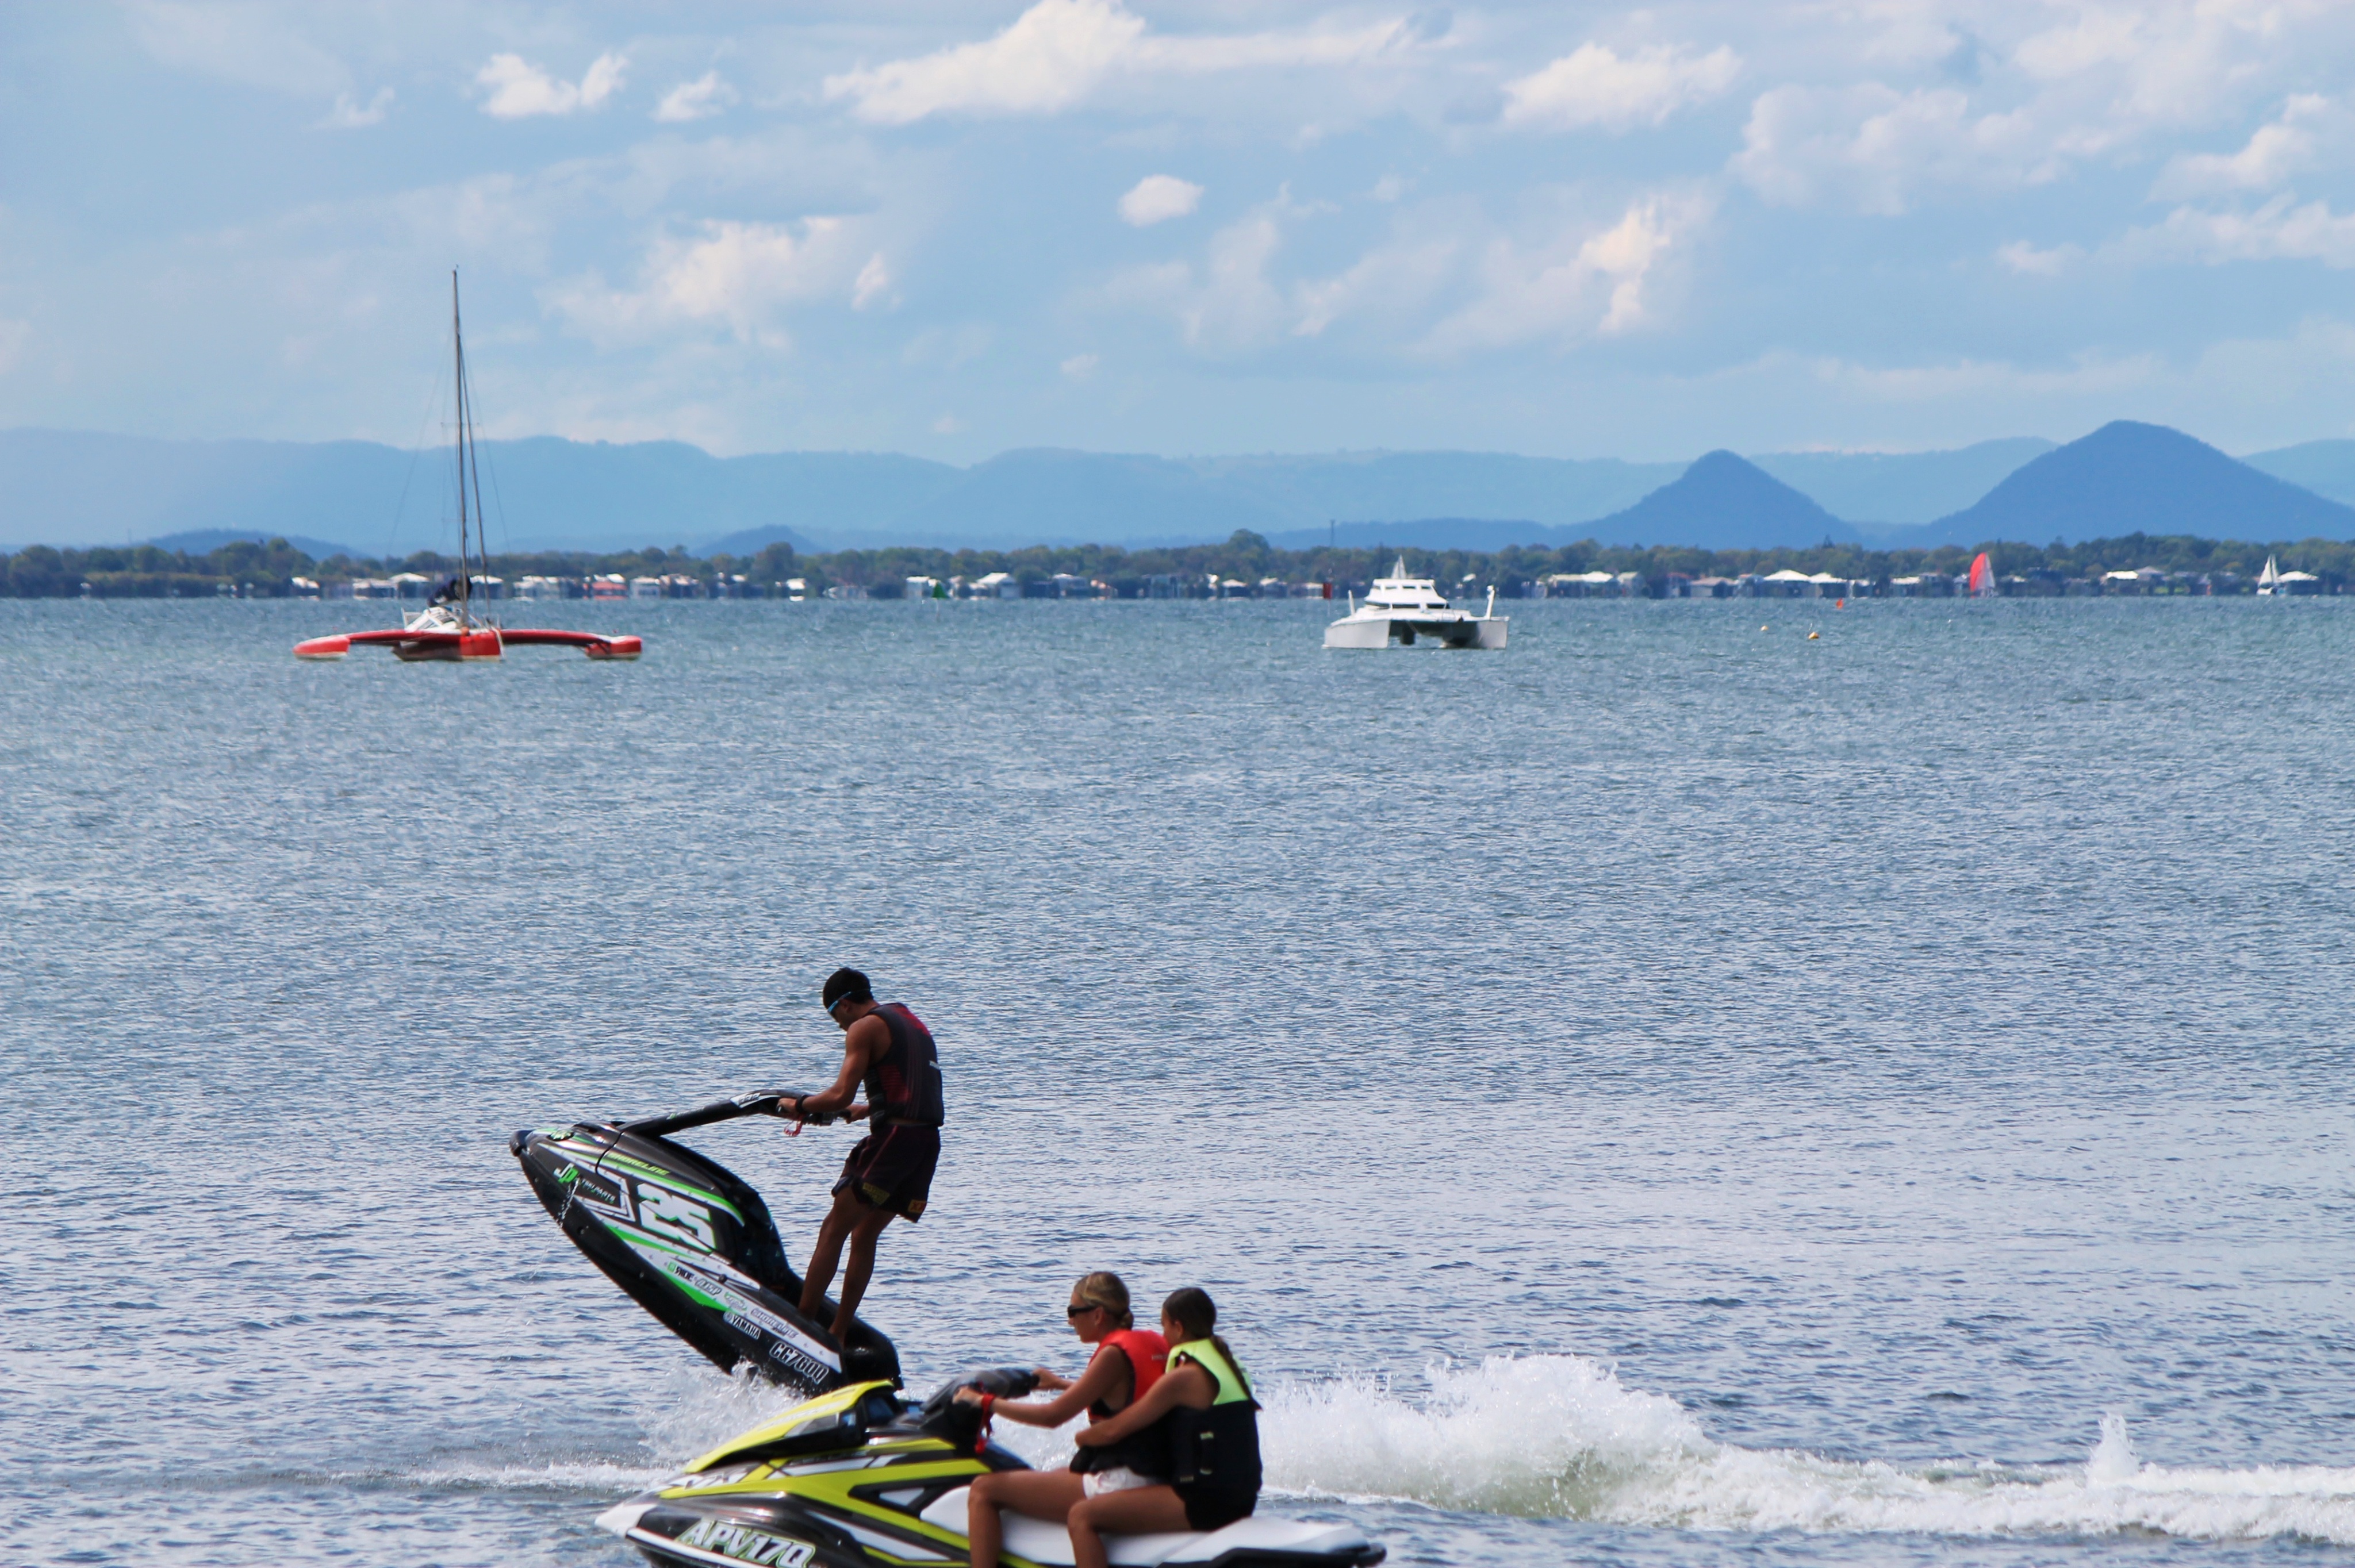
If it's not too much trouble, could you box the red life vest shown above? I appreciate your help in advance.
[1071,1327,1172,1478]
[1090,1328,1168,1423]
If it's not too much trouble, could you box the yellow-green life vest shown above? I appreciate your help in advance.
[1169,1338,1250,1405]
[1165,1338,1262,1498]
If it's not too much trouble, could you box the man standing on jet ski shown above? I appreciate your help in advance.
[785,967,945,1343]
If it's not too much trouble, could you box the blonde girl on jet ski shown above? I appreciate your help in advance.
[957,1271,1171,1568]
[1063,1287,1263,1568]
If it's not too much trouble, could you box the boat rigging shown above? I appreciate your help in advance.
[294,271,642,663]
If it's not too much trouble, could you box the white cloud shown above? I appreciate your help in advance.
[1104,180,1710,358]
[853,253,894,310]
[654,71,737,124]
[1501,43,1740,133]
[2154,94,2327,197]
[933,413,965,434]
[1182,210,1290,350]
[477,51,628,120]
[2009,3,2275,128]
[2011,8,2149,81]
[1424,194,1702,353]
[1996,239,2081,276]
[2130,194,2355,268]
[546,218,864,348]
[1845,9,1977,73]
[320,87,394,129]
[1060,352,1099,379]
[1119,175,1203,226]
[1107,200,1293,353]
[1133,16,1417,74]
[1723,2,2334,217]
[1733,83,2052,214]
[826,0,1143,124]
[1294,232,1457,337]
[822,0,1417,125]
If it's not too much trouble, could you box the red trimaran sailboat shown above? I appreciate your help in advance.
[295,273,641,663]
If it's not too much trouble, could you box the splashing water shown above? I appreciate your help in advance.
[639,1361,812,1467]
[1260,1356,2355,1544]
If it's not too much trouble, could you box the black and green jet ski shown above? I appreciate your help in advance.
[596,1369,1386,1568]
[511,1091,898,1393]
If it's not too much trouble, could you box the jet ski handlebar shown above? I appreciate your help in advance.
[621,1090,838,1139]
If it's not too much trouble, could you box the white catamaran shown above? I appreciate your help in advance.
[1324,558,1509,648]
[296,272,641,663]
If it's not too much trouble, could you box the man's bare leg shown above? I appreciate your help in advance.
[832,1203,895,1338]
[799,1187,865,1323]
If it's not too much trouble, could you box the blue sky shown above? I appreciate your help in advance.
[6,2,2355,462]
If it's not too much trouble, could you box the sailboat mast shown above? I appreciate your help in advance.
[465,362,490,613]
[451,270,470,621]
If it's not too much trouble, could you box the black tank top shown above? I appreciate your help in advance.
[864,1002,945,1127]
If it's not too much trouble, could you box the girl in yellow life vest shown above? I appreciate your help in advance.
[1065,1287,1263,1568]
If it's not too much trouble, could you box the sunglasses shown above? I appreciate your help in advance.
[1066,1302,1103,1319]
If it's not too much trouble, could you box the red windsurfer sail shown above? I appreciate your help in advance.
[1967,552,1995,597]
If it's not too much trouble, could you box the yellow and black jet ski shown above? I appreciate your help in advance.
[598,1369,1385,1568]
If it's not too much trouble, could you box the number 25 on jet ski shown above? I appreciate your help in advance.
[780,967,947,1344]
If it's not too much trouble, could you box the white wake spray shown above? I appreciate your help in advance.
[1259,1356,2355,1544]
[420,1353,2355,1546]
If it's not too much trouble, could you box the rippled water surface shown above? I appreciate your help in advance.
[6,596,2354,1566]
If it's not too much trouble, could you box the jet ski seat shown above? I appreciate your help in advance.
[920,1486,1380,1567]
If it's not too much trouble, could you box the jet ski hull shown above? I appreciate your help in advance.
[510,1121,898,1393]
[601,1381,1384,1568]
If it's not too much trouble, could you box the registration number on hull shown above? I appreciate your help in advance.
[668,1517,816,1568]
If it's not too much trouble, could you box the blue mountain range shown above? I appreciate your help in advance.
[2,420,2348,555]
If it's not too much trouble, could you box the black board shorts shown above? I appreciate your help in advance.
[834,1124,940,1220]
[1179,1488,1256,1532]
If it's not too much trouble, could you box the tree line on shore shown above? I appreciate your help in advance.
[4,529,2354,598]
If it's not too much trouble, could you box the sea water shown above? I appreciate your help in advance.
[3,595,2353,1567]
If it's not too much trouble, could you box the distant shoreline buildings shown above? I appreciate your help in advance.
[302,564,2330,602]
[3,529,2349,600]
[75,563,2341,602]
